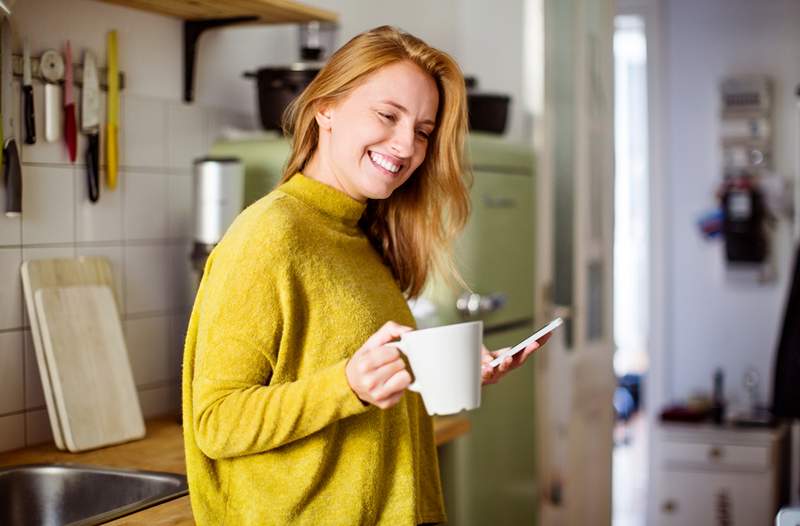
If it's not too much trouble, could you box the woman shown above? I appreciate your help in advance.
[182,25,546,525]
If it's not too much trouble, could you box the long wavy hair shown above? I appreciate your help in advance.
[280,25,471,299]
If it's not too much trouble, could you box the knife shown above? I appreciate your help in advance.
[81,50,100,203]
[1,18,20,216]
[63,40,76,162]
[106,30,118,190]
[22,37,34,144]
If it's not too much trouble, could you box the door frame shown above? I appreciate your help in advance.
[616,0,668,523]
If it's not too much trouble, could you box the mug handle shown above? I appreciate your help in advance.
[385,341,419,393]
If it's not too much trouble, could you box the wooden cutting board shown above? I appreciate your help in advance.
[20,257,119,451]
[34,285,145,452]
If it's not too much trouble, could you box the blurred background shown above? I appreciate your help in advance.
[1,0,799,524]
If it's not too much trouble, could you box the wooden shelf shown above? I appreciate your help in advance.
[95,0,338,102]
[97,0,337,24]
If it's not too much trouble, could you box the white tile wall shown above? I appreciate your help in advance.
[23,330,46,410]
[0,331,24,414]
[0,414,25,452]
[167,103,207,172]
[21,166,76,245]
[124,243,172,314]
[121,96,167,169]
[75,171,123,243]
[0,248,23,330]
[0,93,249,453]
[125,315,172,387]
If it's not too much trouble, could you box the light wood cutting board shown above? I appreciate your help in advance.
[20,257,119,451]
[34,285,145,452]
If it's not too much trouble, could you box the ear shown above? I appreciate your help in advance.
[314,103,334,131]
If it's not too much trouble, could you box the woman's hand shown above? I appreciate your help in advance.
[346,321,414,409]
[480,333,552,385]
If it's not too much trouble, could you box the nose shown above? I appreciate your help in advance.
[389,123,415,158]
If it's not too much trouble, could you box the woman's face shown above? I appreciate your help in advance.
[317,60,439,202]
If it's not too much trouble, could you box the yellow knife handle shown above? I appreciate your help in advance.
[106,30,119,190]
[107,124,117,189]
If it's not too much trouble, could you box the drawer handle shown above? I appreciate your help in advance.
[708,446,724,460]
[662,500,678,514]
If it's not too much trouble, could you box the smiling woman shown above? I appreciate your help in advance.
[182,25,498,526]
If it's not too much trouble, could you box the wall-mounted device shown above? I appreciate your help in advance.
[720,76,772,175]
[718,76,774,279]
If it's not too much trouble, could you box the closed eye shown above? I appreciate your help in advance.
[378,111,397,122]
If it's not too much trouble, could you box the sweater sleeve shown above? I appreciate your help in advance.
[190,212,370,460]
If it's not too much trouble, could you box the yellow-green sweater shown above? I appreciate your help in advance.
[182,173,446,525]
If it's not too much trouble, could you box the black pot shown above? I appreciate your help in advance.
[467,93,510,134]
[244,64,322,131]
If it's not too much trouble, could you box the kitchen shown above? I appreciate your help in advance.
[1,0,800,525]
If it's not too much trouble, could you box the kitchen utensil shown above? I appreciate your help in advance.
[3,138,20,216]
[386,321,483,415]
[243,64,321,130]
[1,17,20,216]
[467,93,510,134]
[63,41,76,162]
[34,285,145,452]
[20,256,119,451]
[106,30,118,190]
[22,37,34,144]
[39,49,64,143]
[464,76,510,134]
[81,50,100,202]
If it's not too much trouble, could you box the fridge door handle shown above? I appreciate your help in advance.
[456,292,507,317]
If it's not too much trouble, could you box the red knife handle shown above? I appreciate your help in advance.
[23,85,35,144]
[65,104,77,163]
[86,132,100,202]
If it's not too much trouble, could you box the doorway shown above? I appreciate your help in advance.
[612,13,650,526]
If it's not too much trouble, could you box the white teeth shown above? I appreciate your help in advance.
[369,151,401,173]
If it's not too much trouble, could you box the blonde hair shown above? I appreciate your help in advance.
[280,25,470,298]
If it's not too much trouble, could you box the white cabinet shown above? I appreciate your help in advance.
[653,423,788,525]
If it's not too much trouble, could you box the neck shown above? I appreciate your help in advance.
[303,136,366,203]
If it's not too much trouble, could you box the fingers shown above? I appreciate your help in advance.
[366,321,413,348]
[373,369,412,404]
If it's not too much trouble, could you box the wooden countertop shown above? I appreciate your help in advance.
[0,415,469,524]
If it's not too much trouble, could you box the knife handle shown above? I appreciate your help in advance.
[23,85,35,145]
[86,133,100,203]
[65,104,77,163]
[106,123,117,190]
[4,139,21,216]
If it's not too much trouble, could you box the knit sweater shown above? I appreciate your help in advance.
[181,173,446,525]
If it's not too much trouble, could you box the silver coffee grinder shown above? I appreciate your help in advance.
[191,156,244,284]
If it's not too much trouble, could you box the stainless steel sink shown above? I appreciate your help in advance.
[0,463,189,526]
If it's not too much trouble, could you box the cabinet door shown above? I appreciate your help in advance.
[656,470,772,526]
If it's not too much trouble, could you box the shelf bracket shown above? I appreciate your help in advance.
[184,16,258,103]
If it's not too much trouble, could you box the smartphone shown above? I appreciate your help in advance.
[488,317,563,368]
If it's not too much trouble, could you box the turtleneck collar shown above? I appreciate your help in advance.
[279,173,367,227]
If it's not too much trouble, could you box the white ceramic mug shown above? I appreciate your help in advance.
[388,320,483,415]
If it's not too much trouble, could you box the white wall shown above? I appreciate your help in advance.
[660,0,800,407]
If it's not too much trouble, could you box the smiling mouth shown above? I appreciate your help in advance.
[369,151,403,174]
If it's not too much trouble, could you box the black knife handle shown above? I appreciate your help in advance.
[23,85,35,145]
[4,139,22,216]
[87,133,100,202]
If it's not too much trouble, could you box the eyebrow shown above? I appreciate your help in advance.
[380,100,436,127]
